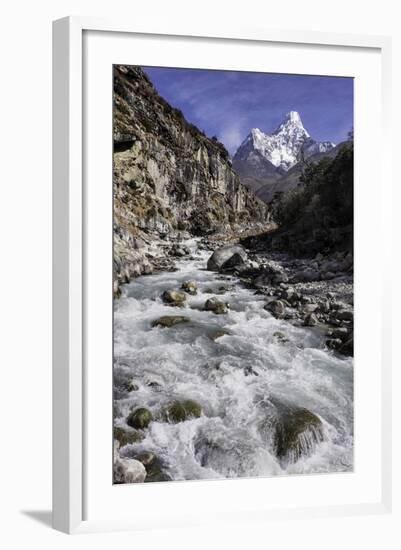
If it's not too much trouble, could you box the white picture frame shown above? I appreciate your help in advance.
[52,16,392,534]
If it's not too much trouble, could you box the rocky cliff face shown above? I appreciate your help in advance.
[113,65,269,288]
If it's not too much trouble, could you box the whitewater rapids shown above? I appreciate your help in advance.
[113,239,353,481]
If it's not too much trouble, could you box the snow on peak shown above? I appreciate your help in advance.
[235,111,335,171]
[285,110,302,123]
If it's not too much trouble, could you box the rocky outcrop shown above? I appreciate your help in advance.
[113,65,269,290]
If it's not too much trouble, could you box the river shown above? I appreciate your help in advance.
[113,239,353,481]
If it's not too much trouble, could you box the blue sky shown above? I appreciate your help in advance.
[143,66,354,155]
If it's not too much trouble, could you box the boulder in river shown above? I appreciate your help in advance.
[114,426,144,446]
[261,401,324,463]
[204,297,229,314]
[126,407,153,430]
[207,244,248,272]
[162,289,186,306]
[264,299,286,319]
[114,457,147,484]
[181,280,198,295]
[152,315,190,328]
[163,399,203,423]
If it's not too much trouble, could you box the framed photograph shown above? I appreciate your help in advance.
[52,17,392,534]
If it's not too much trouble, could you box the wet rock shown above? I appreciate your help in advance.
[207,244,248,272]
[304,313,318,326]
[145,466,173,483]
[208,329,230,341]
[339,335,354,356]
[326,338,343,350]
[244,366,259,376]
[181,280,198,295]
[163,399,203,423]
[123,380,139,392]
[264,299,286,319]
[152,315,190,328]
[126,407,153,430]
[328,327,349,340]
[114,426,144,446]
[261,402,324,463]
[162,289,186,306]
[204,297,229,314]
[146,380,163,391]
[135,451,157,469]
[273,331,290,344]
[217,284,233,293]
[114,457,147,484]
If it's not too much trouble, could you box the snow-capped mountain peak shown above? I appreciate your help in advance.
[233,111,335,172]
[274,111,310,139]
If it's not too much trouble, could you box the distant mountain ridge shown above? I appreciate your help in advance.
[232,111,337,202]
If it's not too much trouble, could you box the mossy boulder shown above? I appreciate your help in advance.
[163,399,203,423]
[261,401,324,463]
[151,315,190,328]
[181,280,198,295]
[162,289,186,306]
[114,426,144,446]
[204,297,229,314]
[126,407,153,430]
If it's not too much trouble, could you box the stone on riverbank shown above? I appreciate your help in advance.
[207,244,248,272]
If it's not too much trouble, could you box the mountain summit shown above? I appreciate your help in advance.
[233,111,335,173]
